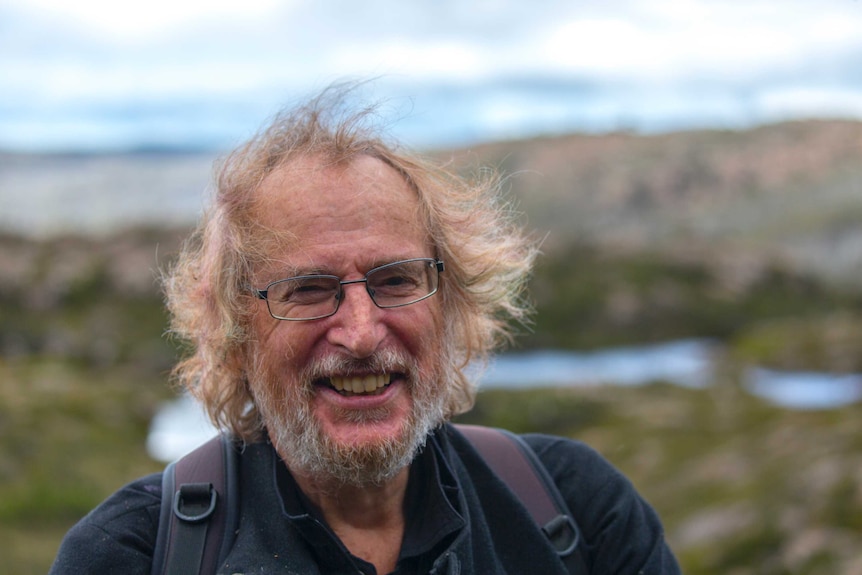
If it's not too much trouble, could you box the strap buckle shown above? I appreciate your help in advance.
[172,482,217,523]
[542,513,579,557]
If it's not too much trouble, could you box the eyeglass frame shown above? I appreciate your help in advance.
[252,257,445,321]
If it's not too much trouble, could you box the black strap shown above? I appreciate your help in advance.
[454,424,589,575]
[155,427,587,575]
[152,435,239,575]
[166,482,216,574]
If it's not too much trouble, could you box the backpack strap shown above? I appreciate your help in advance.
[153,427,587,574]
[454,424,589,575]
[151,435,240,575]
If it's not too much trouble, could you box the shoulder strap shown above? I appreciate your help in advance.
[153,427,587,574]
[454,424,589,575]
[152,434,240,575]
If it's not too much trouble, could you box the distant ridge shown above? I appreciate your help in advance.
[2,119,861,284]
[444,119,862,285]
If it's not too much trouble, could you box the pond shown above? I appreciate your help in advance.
[146,339,862,462]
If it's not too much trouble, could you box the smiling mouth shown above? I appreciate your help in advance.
[327,373,393,396]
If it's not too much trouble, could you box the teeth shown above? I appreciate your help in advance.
[330,374,391,395]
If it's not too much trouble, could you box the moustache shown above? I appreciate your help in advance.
[300,348,417,382]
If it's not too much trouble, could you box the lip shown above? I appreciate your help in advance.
[316,375,404,408]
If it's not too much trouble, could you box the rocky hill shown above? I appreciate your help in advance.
[2,120,862,574]
[443,119,862,286]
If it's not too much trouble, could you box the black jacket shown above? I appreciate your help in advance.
[49,424,680,574]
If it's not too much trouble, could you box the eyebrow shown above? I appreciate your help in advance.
[281,266,332,278]
[278,256,426,279]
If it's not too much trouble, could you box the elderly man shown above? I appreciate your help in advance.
[50,90,680,574]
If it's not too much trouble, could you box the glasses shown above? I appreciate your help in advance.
[253,258,445,321]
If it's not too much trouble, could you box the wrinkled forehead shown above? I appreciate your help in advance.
[241,154,432,272]
[263,154,399,204]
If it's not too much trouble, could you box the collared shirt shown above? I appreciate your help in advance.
[49,424,682,574]
[274,438,465,575]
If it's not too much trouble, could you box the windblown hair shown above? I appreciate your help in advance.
[164,86,539,442]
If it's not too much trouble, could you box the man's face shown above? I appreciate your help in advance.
[246,155,450,485]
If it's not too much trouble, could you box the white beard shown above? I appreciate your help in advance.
[249,346,450,487]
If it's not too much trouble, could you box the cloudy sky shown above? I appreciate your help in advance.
[3,0,862,151]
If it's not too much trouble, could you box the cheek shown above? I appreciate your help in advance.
[248,313,305,372]
[391,302,444,358]
[249,302,277,340]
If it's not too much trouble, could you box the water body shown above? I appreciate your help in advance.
[146,339,862,462]
[478,339,716,389]
[745,368,862,410]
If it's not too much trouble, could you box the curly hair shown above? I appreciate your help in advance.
[163,86,539,442]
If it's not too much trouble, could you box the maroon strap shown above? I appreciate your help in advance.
[454,424,559,527]
[154,427,580,574]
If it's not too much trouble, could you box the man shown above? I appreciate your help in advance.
[50,89,681,574]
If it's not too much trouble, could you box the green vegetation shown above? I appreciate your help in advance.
[3,220,862,573]
[3,227,862,573]
[0,359,171,573]
[4,120,862,573]
[0,231,179,573]
[528,244,862,371]
[3,356,860,574]
[456,382,862,575]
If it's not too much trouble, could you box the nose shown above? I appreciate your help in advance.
[325,282,386,358]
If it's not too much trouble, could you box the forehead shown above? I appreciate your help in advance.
[251,155,429,270]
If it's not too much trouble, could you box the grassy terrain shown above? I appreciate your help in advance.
[3,119,862,573]
[0,230,180,573]
[457,381,862,575]
[528,243,862,360]
[3,230,862,574]
[3,357,861,574]
[0,360,171,573]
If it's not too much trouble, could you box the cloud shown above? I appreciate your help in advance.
[2,0,862,150]
[4,0,287,41]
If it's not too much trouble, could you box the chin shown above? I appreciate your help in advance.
[251,347,451,486]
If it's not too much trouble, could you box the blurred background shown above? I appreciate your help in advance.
[2,1,862,573]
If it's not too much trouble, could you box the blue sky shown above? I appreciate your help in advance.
[2,0,862,151]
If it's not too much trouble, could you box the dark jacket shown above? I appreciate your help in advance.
[49,424,680,574]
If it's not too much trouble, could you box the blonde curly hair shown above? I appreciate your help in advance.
[163,87,538,442]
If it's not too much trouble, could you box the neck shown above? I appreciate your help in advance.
[292,464,411,574]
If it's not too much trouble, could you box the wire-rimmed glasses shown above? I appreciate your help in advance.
[253,258,445,321]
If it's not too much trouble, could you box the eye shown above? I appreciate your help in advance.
[381,273,416,287]
[271,277,338,304]
[370,266,423,295]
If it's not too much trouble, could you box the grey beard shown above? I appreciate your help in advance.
[250,347,449,487]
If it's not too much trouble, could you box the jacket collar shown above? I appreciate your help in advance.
[271,427,466,570]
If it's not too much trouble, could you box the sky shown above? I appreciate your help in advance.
[2,0,862,151]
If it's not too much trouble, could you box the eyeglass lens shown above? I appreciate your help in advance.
[264,259,439,320]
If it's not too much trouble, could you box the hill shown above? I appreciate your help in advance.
[443,119,862,286]
[2,119,862,574]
